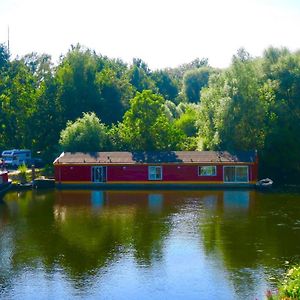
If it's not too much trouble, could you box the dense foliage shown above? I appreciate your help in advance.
[59,112,109,152]
[0,43,300,183]
[267,265,300,300]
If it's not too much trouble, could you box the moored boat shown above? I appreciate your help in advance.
[0,170,12,198]
[256,178,273,189]
[54,151,259,189]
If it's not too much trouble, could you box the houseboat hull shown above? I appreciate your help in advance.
[55,181,257,190]
[0,180,12,198]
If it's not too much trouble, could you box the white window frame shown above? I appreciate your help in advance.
[198,166,217,176]
[148,166,162,181]
[223,166,249,183]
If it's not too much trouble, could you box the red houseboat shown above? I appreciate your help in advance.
[0,170,12,197]
[54,151,258,189]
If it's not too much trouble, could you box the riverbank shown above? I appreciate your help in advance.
[6,165,54,190]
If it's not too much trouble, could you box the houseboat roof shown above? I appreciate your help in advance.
[54,151,257,165]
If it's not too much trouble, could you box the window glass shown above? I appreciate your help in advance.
[235,166,248,182]
[148,166,162,180]
[199,166,216,176]
[224,166,235,182]
[224,166,248,182]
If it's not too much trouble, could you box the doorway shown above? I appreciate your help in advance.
[92,166,107,183]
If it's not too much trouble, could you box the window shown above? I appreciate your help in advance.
[148,166,162,180]
[224,166,248,182]
[198,166,217,176]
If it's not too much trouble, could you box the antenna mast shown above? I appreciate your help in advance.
[7,26,10,53]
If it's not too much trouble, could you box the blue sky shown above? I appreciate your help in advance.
[0,0,300,69]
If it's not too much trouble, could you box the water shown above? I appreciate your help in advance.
[0,189,300,300]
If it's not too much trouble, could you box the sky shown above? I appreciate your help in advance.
[0,0,300,69]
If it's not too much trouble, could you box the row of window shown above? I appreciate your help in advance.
[91,165,249,183]
[149,165,249,182]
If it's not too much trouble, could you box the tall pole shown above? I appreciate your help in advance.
[7,26,10,53]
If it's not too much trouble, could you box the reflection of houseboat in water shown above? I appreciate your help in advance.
[0,170,12,198]
[54,189,255,215]
[54,151,258,189]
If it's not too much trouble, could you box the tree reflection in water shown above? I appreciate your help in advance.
[1,189,300,299]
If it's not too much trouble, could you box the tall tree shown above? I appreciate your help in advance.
[1,59,38,149]
[55,45,100,125]
[96,67,133,124]
[59,112,108,152]
[0,44,9,71]
[151,70,178,102]
[260,49,300,181]
[127,58,156,93]
[183,67,211,103]
[199,50,266,151]
[116,90,185,151]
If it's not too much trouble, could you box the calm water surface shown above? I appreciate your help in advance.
[1,189,300,300]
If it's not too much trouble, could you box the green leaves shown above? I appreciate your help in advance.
[59,112,108,152]
[117,90,185,151]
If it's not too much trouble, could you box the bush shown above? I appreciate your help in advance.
[267,265,300,300]
[18,163,28,184]
[41,164,54,177]
[278,266,300,299]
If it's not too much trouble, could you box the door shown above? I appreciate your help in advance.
[92,166,107,183]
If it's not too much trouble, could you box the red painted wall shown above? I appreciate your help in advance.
[108,165,223,182]
[55,163,257,183]
[0,172,8,182]
[55,165,91,182]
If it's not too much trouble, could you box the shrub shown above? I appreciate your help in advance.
[267,265,300,300]
[18,163,28,184]
[278,266,300,299]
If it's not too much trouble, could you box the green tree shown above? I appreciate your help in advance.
[55,45,101,125]
[0,43,9,71]
[23,52,53,85]
[260,49,300,182]
[127,58,156,93]
[183,67,211,103]
[175,105,199,137]
[59,112,108,152]
[0,59,38,149]
[96,67,133,124]
[199,51,266,151]
[117,90,185,151]
[151,70,178,102]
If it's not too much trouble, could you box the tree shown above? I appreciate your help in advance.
[151,70,178,102]
[23,52,53,85]
[259,50,300,182]
[127,58,156,93]
[175,105,199,137]
[0,59,38,149]
[55,45,100,124]
[59,112,108,152]
[0,43,9,71]
[183,67,211,103]
[117,90,185,151]
[198,52,266,151]
[96,68,133,124]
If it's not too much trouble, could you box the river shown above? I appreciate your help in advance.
[0,189,300,299]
